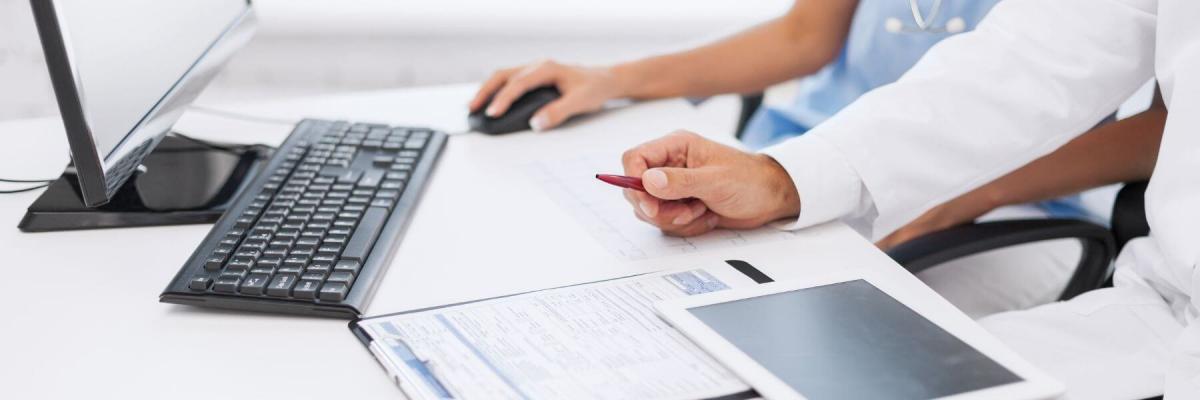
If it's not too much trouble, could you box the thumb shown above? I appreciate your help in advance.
[530,96,588,131]
[642,167,721,201]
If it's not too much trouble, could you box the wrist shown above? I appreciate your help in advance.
[757,154,801,221]
[607,62,641,99]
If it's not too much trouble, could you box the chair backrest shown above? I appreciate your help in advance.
[1111,180,1150,252]
[736,93,765,140]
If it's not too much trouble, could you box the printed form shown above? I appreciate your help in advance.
[358,264,759,400]
[525,154,799,261]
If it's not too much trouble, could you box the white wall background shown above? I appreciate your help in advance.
[0,0,790,121]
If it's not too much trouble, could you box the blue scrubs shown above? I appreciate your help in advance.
[741,0,1091,220]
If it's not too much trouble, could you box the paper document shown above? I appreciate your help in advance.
[526,154,799,261]
[356,264,762,400]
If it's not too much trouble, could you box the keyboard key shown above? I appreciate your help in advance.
[371,199,395,210]
[334,260,361,274]
[327,271,355,285]
[319,282,349,302]
[225,258,254,272]
[359,169,384,187]
[404,139,426,149]
[234,249,261,259]
[294,237,320,250]
[220,270,248,280]
[306,262,333,274]
[213,276,240,293]
[277,265,303,275]
[266,274,298,297]
[212,245,234,256]
[263,247,288,258]
[342,207,388,262]
[250,266,275,275]
[312,254,337,264]
[283,256,309,268]
[189,275,212,291]
[337,169,363,184]
[240,274,270,295]
[204,255,226,271]
[294,280,322,299]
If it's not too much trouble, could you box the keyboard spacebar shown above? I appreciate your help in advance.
[342,207,389,262]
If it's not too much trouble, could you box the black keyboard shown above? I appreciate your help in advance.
[161,119,447,318]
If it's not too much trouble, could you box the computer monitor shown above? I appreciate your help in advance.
[30,0,255,207]
[22,0,265,231]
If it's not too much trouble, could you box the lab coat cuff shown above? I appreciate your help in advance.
[759,135,863,231]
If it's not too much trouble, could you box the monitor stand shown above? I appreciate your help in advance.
[18,135,271,232]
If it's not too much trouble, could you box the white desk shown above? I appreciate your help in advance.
[0,83,984,399]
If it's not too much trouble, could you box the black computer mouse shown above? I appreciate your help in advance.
[468,86,561,135]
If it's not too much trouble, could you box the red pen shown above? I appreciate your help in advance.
[595,174,646,192]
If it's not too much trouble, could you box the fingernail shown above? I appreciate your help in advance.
[644,169,668,190]
[706,216,719,228]
[672,214,690,225]
[530,115,548,132]
[486,105,500,117]
[639,201,657,218]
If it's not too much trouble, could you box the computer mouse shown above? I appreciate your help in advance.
[468,86,561,135]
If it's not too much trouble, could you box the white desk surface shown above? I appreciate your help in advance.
[0,83,985,399]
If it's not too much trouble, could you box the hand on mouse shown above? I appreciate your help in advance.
[470,60,622,131]
[620,131,801,237]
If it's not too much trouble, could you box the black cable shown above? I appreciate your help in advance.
[0,184,50,194]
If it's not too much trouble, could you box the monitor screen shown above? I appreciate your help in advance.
[33,0,254,205]
[687,279,1022,400]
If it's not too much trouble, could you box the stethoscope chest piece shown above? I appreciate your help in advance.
[885,0,966,34]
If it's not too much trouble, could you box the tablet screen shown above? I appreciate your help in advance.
[686,279,1022,400]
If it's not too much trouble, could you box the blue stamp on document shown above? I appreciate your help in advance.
[665,269,730,295]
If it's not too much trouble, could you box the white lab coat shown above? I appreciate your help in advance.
[760,0,1200,398]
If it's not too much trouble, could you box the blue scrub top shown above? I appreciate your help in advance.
[741,0,1092,221]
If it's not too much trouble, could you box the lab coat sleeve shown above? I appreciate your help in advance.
[759,0,1158,238]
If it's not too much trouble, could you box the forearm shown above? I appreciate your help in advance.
[610,1,856,100]
[954,107,1165,215]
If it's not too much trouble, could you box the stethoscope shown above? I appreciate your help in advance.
[884,0,966,34]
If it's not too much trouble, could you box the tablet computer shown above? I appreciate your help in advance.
[655,269,1063,400]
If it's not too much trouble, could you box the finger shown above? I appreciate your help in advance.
[641,166,721,201]
[876,230,915,251]
[875,235,898,251]
[628,199,700,230]
[621,130,700,178]
[669,200,708,226]
[486,62,558,117]
[637,199,699,228]
[634,194,661,218]
[469,68,517,111]
[661,212,721,237]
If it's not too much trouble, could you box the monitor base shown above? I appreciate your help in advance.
[18,135,271,232]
